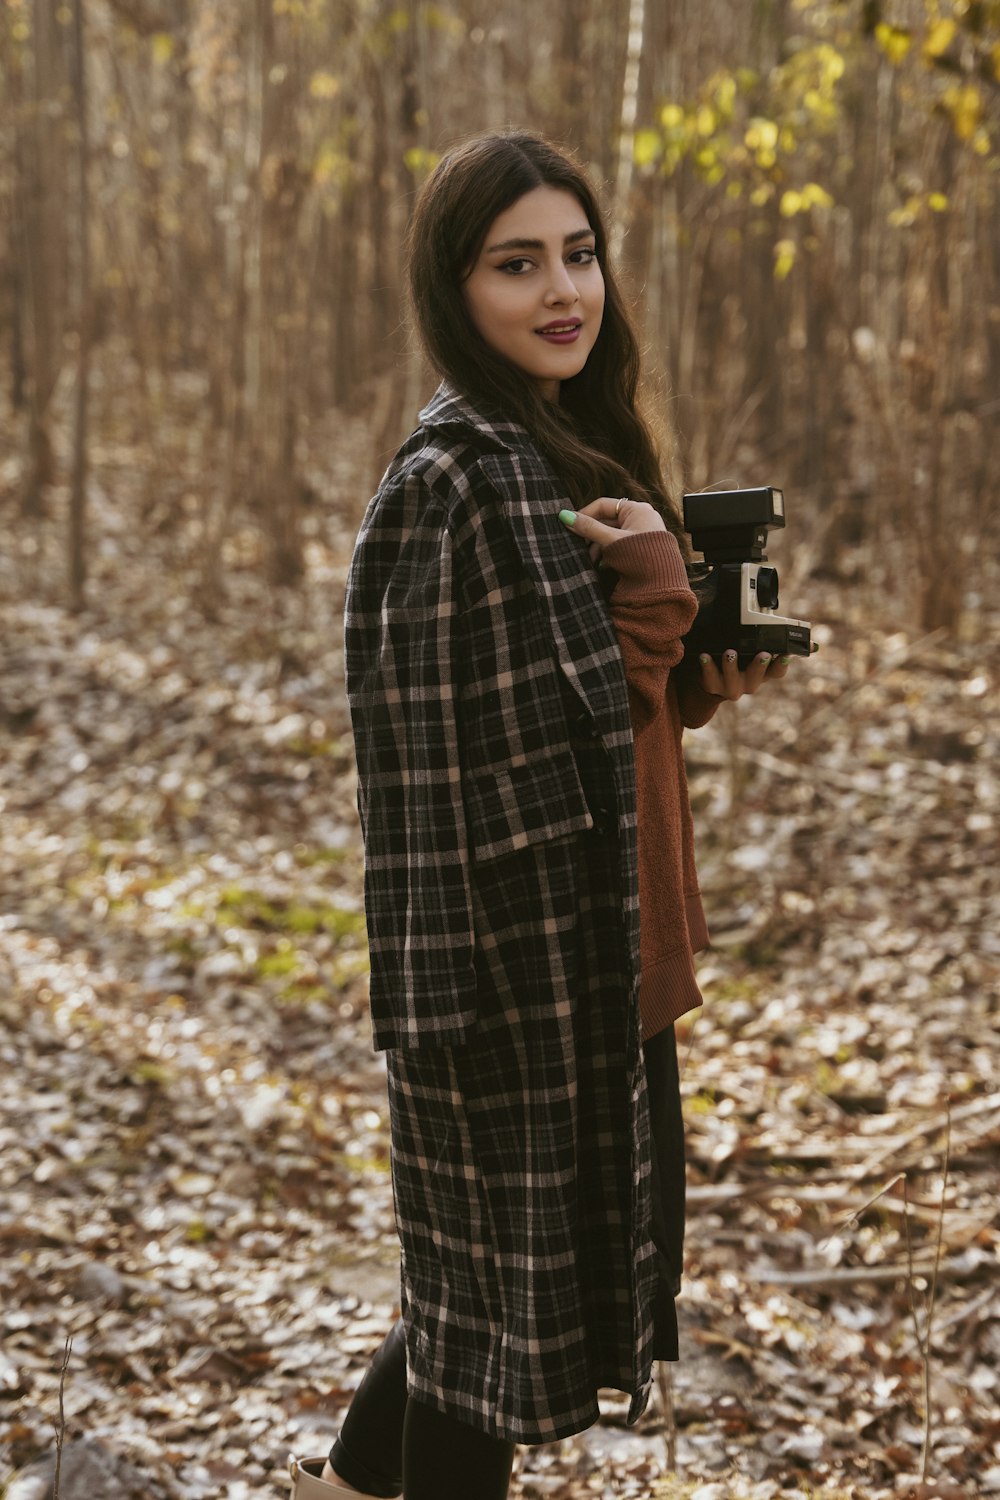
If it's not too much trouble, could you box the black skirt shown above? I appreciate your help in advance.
[644,1022,685,1361]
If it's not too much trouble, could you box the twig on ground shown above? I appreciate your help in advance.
[907,1282,996,1344]
[850,1091,997,1184]
[828,1172,906,1232]
[751,1251,975,1289]
[901,1107,952,1487]
[53,1335,72,1500]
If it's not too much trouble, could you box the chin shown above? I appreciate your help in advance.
[534,356,589,384]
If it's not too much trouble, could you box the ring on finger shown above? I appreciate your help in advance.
[616,497,626,522]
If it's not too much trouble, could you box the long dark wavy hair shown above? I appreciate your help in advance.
[406,130,685,543]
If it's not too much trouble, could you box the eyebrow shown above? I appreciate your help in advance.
[484,228,596,254]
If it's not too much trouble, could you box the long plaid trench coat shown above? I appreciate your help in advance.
[344,382,660,1442]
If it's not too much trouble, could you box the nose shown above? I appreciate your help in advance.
[543,261,580,307]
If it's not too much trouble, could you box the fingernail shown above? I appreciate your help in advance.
[699,653,711,665]
[757,653,772,665]
[558,509,576,526]
[724,650,737,663]
[779,654,791,666]
[810,641,820,654]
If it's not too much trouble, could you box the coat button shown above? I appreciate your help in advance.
[574,711,598,738]
[591,806,614,834]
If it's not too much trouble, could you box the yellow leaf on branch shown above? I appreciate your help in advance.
[634,129,662,168]
[403,147,440,179]
[715,74,737,118]
[875,22,912,65]
[151,31,174,64]
[745,118,779,152]
[923,19,956,59]
[774,239,797,279]
[309,70,339,100]
[945,83,982,141]
[801,182,834,209]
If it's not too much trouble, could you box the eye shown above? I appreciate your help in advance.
[499,256,534,275]
[569,246,598,266]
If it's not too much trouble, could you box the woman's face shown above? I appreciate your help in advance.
[462,185,605,401]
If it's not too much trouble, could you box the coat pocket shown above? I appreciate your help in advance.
[464,749,594,863]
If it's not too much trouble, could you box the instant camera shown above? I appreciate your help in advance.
[681,486,811,668]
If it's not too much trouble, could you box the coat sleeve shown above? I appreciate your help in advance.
[344,471,476,1051]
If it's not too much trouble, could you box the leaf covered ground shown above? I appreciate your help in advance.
[1,424,998,1499]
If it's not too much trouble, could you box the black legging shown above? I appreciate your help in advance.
[328,1318,516,1499]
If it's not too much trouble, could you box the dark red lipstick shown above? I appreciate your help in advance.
[535,319,582,344]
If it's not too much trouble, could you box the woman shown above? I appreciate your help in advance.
[289,130,790,1500]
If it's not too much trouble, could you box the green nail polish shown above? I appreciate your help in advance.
[779,654,791,666]
[699,654,710,665]
[558,509,576,526]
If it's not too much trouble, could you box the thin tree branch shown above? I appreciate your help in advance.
[52,1335,72,1500]
[921,1109,951,1484]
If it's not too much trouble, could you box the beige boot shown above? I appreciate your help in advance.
[288,1454,367,1499]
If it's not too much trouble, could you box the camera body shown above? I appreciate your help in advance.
[681,486,811,668]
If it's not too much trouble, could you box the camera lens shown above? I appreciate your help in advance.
[756,566,779,610]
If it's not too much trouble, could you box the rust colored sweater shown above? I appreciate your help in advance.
[603,530,721,1043]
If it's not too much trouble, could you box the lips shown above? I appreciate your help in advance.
[535,319,582,343]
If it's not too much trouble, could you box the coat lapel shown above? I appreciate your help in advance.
[418,384,631,741]
[477,450,632,741]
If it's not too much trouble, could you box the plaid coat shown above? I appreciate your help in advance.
[344,383,659,1441]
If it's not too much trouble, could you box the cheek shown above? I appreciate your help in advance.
[467,285,530,348]
[461,284,484,339]
[465,283,504,338]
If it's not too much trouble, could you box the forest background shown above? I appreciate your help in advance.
[1,1,998,1498]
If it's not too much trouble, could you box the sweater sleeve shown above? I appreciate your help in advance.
[604,531,699,730]
[673,659,724,729]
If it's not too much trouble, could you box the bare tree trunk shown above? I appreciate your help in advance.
[610,0,645,264]
[68,0,91,612]
[582,0,628,186]
[552,1,584,146]
[367,0,425,485]
[367,40,394,358]
[23,0,64,516]
[251,0,305,586]
[331,175,359,408]
[1,22,30,411]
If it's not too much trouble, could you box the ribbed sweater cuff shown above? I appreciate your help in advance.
[604,532,692,600]
[639,948,704,1041]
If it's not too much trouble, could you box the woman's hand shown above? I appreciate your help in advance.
[559,497,664,565]
[698,648,791,700]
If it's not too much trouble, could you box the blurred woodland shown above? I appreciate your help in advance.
[2,2,1000,1499]
[2,0,999,611]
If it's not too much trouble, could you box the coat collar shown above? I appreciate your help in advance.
[418,381,540,459]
